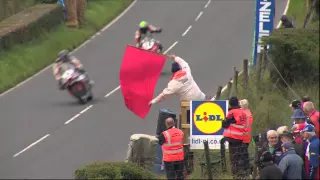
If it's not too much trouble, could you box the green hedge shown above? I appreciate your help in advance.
[0,4,63,51]
[0,0,38,21]
[74,162,157,179]
[262,27,319,86]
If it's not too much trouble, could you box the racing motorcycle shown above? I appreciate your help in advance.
[140,31,163,53]
[60,68,93,104]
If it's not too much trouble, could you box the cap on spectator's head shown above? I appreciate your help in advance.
[291,124,306,134]
[289,99,302,109]
[301,124,315,133]
[282,142,294,150]
[291,109,306,119]
[302,95,310,102]
[229,96,239,107]
[280,131,294,139]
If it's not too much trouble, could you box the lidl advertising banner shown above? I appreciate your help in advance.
[190,100,228,149]
[252,0,275,66]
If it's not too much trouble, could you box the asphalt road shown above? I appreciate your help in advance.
[0,0,287,178]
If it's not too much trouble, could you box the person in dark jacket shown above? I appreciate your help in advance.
[278,142,304,180]
[258,151,283,179]
[301,124,320,180]
[280,15,295,28]
[256,130,283,168]
[222,96,248,179]
[280,131,305,162]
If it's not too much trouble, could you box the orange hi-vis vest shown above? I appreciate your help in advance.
[162,127,184,162]
[242,108,253,144]
[223,108,247,141]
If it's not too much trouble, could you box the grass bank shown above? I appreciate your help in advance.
[189,0,319,179]
[0,0,133,94]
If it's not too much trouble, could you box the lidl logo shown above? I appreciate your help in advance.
[190,100,228,135]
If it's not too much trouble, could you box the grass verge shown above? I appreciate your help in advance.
[0,0,133,94]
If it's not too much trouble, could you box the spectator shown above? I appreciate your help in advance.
[291,109,310,125]
[239,99,253,176]
[301,125,320,180]
[291,123,311,178]
[278,142,304,180]
[303,102,319,138]
[277,126,289,135]
[280,15,295,28]
[301,95,311,108]
[149,55,205,106]
[157,117,185,180]
[257,130,283,167]
[289,99,302,112]
[291,123,307,144]
[258,151,283,179]
[280,131,305,161]
[222,96,247,179]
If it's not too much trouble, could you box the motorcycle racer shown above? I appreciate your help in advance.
[52,50,93,89]
[135,21,162,47]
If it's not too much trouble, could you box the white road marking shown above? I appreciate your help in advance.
[182,26,192,36]
[13,134,50,157]
[0,0,138,98]
[204,0,211,9]
[103,40,179,98]
[105,86,121,97]
[165,41,179,53]
[64,104,93,124]
[195,11,203,21]
[211,0,291,100]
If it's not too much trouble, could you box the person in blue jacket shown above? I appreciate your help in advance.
[301,124,319,180]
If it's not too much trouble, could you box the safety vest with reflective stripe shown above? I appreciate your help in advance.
[162,127,184,162]
[223,108,247,141]
[242,108,253,144]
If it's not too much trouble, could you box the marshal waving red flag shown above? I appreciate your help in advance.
[120,45,166,119]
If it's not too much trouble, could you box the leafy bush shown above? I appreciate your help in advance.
[0,4,63,51]
[74,162,157,179]
[0,0,38,21]
[262,28,319,86]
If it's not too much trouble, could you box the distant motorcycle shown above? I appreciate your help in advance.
[140,30,163,53]
[60,68,93,104]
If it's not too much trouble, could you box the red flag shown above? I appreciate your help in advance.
[120,45,166,119]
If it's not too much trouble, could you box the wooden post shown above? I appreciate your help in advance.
[180,101,190,145]
[252,145,259,179]
[263,45,268,70]
[243,59,249,91]
[203,141,213,180]
[226,80,232,100]
[256,53,262,91]
[261,50,265,72]
[215,86,223,100]
[232,66,238,96]
[65,0,79,27]
[76,0,87,26]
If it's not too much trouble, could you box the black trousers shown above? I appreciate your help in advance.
[164,160,184,180]
[228,139,243,178]
[241,143,250,176]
